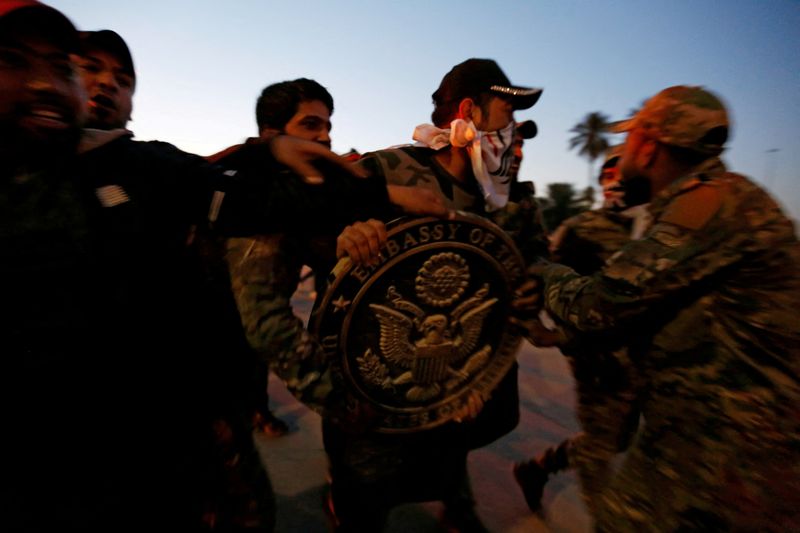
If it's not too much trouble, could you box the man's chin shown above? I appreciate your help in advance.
[85,112,123,131]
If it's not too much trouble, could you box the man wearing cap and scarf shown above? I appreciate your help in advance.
[324,58,549,532]
[519,85,800,530]
[502,118,548,262]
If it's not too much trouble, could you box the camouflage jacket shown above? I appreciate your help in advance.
[225,235,341,412]
[548,207,644,276]
[359,145,550,263]
[540,163,800,530]
[217,141,391,417]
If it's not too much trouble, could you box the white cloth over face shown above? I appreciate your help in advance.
[413,119,516,211]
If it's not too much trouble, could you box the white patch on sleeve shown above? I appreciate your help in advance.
[208,190,225,223]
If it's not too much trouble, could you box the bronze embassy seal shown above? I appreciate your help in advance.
[311,213,526,433]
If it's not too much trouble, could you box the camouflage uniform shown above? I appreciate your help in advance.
[225,233,337,412]
[550,207,648,275]
[537,203,649,516]
[540,86,800,531]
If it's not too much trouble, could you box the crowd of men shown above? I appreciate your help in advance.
[2,1,798,531]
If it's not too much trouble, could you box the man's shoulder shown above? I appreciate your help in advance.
[87,135,201,164]
[663,171,792,236]
[359,145,437,184]
[77,136,219,193]
[718,172,785,216]
[206,143,245,165]
[564,209,620,230]
[362,145,434,166]
[208,139,266,170]
[719,173,798,246]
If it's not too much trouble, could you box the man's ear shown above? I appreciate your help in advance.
[638,137,659,168]
[259,128,281,141]
[457,98,477,122]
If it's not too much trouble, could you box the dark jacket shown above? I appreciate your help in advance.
[2,132,374,531]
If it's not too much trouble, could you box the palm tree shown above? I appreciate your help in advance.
[540,183,590,231]
[568,112,610,186]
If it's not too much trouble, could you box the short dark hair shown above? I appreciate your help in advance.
[431,91,494,128]
[255,78,333,132]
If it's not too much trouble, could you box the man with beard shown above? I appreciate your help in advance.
[324,58,549,532]
[508,119,537,197]
[0,3,92,526]
[523,85,800,530]
[0,1,85,166]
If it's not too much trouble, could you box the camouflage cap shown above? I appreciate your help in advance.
[610,85,730,155]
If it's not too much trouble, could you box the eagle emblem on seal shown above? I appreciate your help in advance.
[357,252,497,402]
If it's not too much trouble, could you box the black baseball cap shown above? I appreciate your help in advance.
[79,29,135,79]
[433,58,542,111]
[0,0,80,52]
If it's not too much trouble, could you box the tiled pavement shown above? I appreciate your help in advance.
[254,287,592,532]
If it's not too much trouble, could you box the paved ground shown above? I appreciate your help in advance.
[254,285,592,532]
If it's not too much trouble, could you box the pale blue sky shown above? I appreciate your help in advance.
[49,0,800,219]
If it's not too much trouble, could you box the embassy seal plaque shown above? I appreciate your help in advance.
[311,213,526,433]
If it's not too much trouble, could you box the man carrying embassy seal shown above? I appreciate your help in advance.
[520,85,800,530]
[319,58,550,532]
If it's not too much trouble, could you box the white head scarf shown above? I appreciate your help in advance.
[413,119,515,211]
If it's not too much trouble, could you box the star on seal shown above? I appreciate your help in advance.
[311,214,525,433]
[332,295,352,313]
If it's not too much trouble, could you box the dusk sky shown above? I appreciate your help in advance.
[49,0,800,219]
